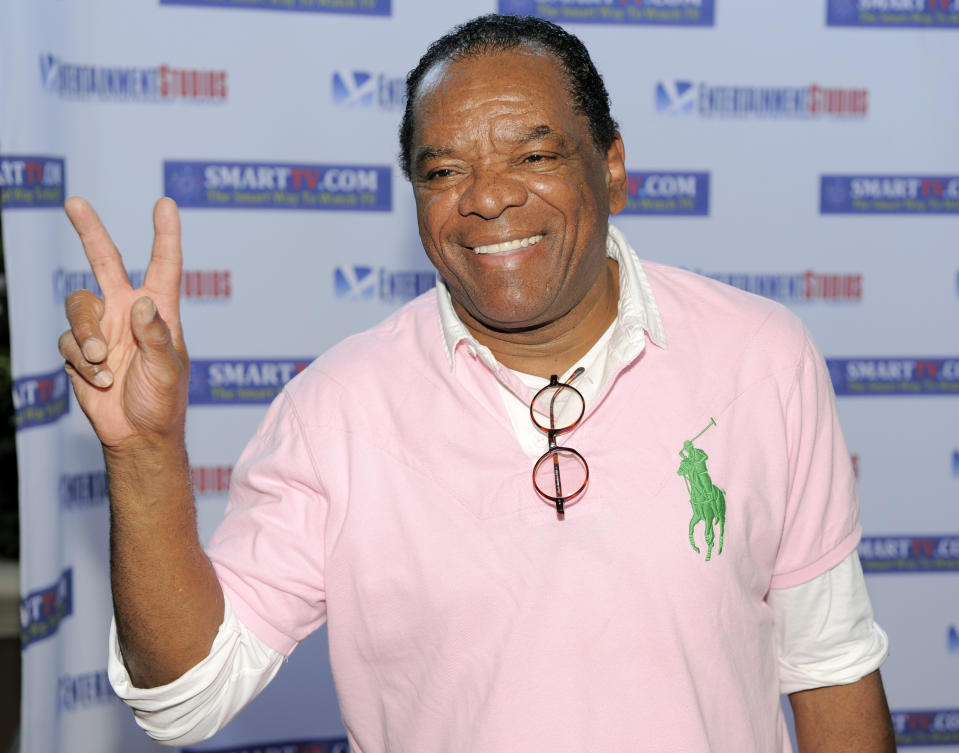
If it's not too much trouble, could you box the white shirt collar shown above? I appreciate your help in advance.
[435,223,668,374]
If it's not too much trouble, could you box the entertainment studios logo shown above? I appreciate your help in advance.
[332,70,405,110]
[334,265,435,304]
[497,0,714,25]
[827,0,959,28]
[655,80,868,118]
[700,270,862,303]
[821,175,959,214]
[40,54,227,102]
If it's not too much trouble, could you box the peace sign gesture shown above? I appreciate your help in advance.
[58,197,189,450]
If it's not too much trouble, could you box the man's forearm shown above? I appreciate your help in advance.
[106,439,224,688]
[789,670,897,753]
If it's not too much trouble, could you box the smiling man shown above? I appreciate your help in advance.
[60,14,894,753]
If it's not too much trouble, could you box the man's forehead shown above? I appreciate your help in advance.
[414,46,571,112]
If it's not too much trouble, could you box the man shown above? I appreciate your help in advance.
[59,14,895,752]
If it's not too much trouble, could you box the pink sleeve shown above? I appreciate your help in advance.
[769,329,862,589]
[206,390,329,656]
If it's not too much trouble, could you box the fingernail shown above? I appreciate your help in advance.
[134,298,157,325]
[82,338,107,362]
[93,370,113,388]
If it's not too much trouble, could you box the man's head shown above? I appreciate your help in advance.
[399,14,619,182]
[402,15,627,347]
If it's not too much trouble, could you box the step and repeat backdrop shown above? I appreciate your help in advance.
[1,1,957,751]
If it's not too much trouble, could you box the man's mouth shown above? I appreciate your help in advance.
[471,234,543,255]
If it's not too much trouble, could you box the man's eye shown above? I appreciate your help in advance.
[523,153,554,165]
[426,168,454,181]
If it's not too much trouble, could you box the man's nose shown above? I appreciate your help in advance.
[457,167,528,219]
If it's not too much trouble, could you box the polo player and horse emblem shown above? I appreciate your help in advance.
[677,418,726,562]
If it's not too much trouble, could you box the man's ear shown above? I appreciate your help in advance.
[605,134,627,214]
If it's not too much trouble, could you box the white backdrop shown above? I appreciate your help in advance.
[2,1,958,751]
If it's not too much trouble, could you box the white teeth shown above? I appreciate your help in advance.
[472,234,543,255]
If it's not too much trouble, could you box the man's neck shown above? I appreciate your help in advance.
[456,258,620,380]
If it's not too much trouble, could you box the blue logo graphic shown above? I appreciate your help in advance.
[655,81,868,118]
[165,161,391,212]
[622,171,709,215]
[656,81,697,114]
[0,155,65,208]
[953,450,959,477]
[497,0,714,26]
[827,0,959,28]
[891,709,959,746]
[949,626,959,653]
[859,536,959,573]
[13,368,70,430]
[58,669,117,713]
[40,54,227,101]
[21,570,73,648]
[827,358,959,396]
[334,266,435,303]
[183,737,350,753]
[188,359,311,405]
[59,471,109,511]
[161,0,390,13]
[332,70,405,109]
[821,175,959,214]
[698,270,862,303]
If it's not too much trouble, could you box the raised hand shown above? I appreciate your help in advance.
[58,197,189,450]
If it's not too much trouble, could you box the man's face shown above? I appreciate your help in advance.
[409,48,626,334]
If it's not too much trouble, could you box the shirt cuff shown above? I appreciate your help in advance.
[769,550,889,694]
[107,594,285,746]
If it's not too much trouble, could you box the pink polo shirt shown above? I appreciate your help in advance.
[205,229,862,752]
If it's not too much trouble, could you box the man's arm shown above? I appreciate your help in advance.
[789,670,897,753]
[59,197,223,687]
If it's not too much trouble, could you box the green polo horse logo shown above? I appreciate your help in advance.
[677,418,726,562]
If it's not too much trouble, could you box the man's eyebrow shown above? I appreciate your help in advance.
[414,146,454,170]
[516,125,558,144]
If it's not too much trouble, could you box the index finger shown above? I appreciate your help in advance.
[142,197,182,302]
[64,197,133,298]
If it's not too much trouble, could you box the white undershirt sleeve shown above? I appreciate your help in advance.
[107,595,285,747]
[769,550,889,695]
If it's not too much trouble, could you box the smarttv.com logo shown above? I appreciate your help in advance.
[497,0,714,26]
[0,156,65,208]
[161,0,390,15]
[892,709,959,746]
[827,358,959,395]
[698,270,862,303]
[821,175,959,214]
[655,81,868,118]
[621,171,709,216]
[182,737,350,753]
[332,70,405,110]
[858,535,959,573]
[165,161,391,212]
[188,359,311,405]
[827,0,959,28]
[40,54,227,102]
[334,265,436,304]
[13,368,69,430]
[21,569,73,648]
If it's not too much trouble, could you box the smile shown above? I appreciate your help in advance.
[471,234,543,255]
